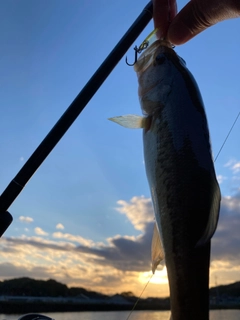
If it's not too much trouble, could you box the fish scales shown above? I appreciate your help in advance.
[109,40,221,320]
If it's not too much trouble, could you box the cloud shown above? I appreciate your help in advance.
[116,196,154,231]
[0,262,51,280]
[1,194,240,297]
[224,159,237,168]
[217,175,226,184]
[19,156,24,162]
[56,223,64,230]
[2,196,155,275]
[6,193,240,273]
[19,216,33,223]
[232,162,240,173]
[211,191,240,263]
[74,221,154,273]
[34,227,48,236]
[0,234,154,295]
[52,232,94,247]
[224,158,240,173]
[3,236,75,252]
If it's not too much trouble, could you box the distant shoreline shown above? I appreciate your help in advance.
[1,278,239,314]
[0,300,240,314]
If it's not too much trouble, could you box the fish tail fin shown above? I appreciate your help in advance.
[108,114,146,129]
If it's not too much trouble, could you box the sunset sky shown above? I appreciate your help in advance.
[0,0,239,298]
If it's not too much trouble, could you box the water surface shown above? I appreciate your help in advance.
[1,310,240,320]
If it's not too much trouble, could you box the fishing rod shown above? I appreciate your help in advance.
[0,2,153,237]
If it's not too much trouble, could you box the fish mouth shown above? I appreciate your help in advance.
[134,40,176,74]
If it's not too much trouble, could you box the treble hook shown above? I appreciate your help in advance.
[125,46,139,66]
[125,41,149,66]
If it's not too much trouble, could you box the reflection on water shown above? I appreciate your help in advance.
[210,309,240,320]
[1,310,240,320]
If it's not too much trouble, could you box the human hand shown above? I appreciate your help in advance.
[153,0,177,40]
[153,0,240,45]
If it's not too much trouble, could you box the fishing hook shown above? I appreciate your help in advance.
[125,41,149,66]
[125,45,139,66]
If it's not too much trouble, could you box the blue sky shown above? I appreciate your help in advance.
[0,0,239,297]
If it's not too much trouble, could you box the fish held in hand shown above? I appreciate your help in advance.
[109,39,221,320]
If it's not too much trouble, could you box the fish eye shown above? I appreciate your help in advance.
[156,54,166,64]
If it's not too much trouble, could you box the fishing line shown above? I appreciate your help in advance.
[214,111,240,162]
[126,273,154,320]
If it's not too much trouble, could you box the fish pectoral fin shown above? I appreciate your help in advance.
[151,222,165,274]
[108,115,146,129]
[196,184,221,247]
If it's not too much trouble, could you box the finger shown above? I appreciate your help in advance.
[152,0,177,39]
[167,0,240,45]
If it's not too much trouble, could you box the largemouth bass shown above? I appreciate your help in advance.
[109,40,221,320]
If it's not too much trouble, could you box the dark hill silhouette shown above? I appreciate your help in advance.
[0,278,68,297]
[0,277,239,299]
[209,281,240,297]
[0,277,108,299]
[0,277,239,314]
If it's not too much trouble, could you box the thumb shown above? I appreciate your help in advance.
[167,0,240,45]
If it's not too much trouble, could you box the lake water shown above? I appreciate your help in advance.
[1,310,240,320]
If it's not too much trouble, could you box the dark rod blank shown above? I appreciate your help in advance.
[0,2,153,235]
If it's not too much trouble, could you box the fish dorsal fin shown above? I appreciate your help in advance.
[151,222,165,274]
[196,184,221,247]
[108,115,146,129]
